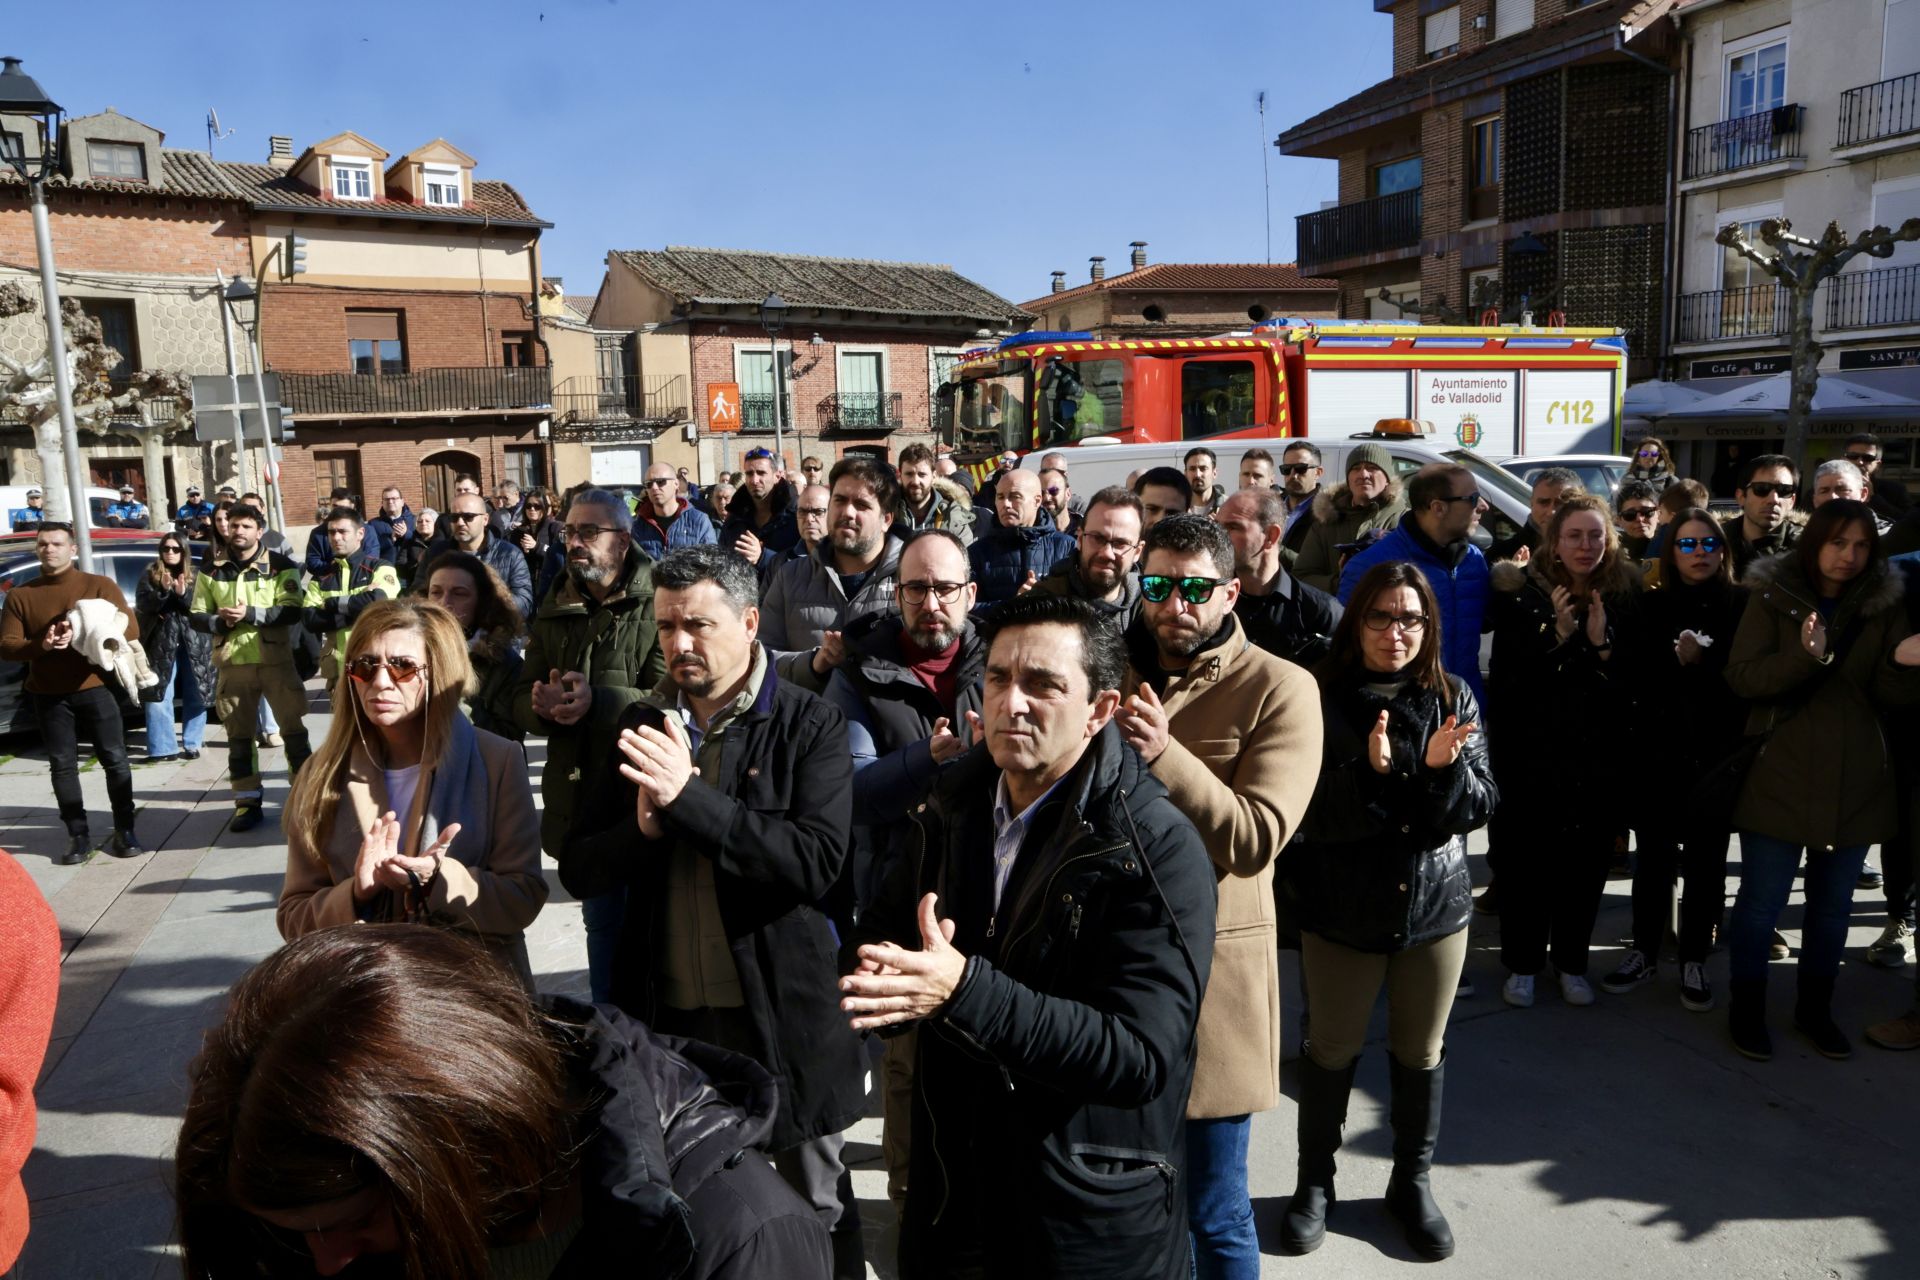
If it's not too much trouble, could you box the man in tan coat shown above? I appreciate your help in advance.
[1116,513,1322,1273]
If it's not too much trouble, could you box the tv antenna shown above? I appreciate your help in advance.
[1256,91,1272,265]
[206,108,235,157]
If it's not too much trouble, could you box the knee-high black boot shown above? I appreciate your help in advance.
[1385,1053,1455,1261]
[1281,1056,1356,1254]
[1794,972,1852,1059]
[1729,975,1771,1061]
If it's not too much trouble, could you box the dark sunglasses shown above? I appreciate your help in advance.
[1140,575,1230,605]
[1845,453,1880,467]
[1437,491,1483,506]
[444,510,485,522]
[1278,463,1317,477]
[1620,506,1658,521]
[347,655,428,684]
[1746,481,1798,499]
[1674,536,1724,554]
[744,448,775,461]
[1044,486,1065,497]
[1362,609,1427,632]
[644,477,675,487]
[1635,448,1662,459]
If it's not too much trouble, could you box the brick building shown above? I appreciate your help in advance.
[223,132,554,519]
[589,247,1029,482]
[0,107,257,513]
[1020,245,1339,336]
[1277,0,1680,379]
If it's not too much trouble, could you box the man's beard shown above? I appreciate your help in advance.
[1156,616,1209,659]
[831,525,877,558]
[908,617,960,652]
[568,553,616,587]
[669,656,714,697]
[1081,554,1120,591]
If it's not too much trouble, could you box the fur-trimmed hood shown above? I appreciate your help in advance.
[1310,476,1403,522]
[1739,546,1905,623]
[468,621,523,666]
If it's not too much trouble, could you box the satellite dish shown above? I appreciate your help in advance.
[206,108,234,155]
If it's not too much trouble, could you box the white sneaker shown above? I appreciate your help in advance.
[1502,973,1535,1008]
[1558,972,1596,1006]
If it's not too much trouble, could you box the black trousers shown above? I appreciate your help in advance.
[33,685,135,838]
[1499,824,1611,978]
[1629,823,1730,965]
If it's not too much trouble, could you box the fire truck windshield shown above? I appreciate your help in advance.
[1037,358,1127,447]
[944,369,1030,455]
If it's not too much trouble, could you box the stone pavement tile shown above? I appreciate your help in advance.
[81,905,280,1035]
[13,1173,179,1280]
[23,1086,180,1201]
[36,1011,207,1113]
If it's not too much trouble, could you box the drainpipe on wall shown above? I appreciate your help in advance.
[1663,24,1692,382]
[526,232,555,489]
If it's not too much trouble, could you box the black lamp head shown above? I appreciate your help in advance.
[759,291,789,335]
[0,57,63,181]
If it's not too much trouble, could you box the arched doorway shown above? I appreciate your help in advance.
[422,450,483,512]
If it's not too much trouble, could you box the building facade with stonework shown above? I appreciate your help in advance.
[0,107,257,516]
[1278,0,1679,379]
[1020,246,1339,337]
[589,247,1029,481]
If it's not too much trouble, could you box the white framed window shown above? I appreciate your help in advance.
[1872,176,1920,269]
[422,164,461,207]
[1424,5,1460,57]
[331,159,373,200]
[1724,29,1788,120]
[1719,203,1782,291]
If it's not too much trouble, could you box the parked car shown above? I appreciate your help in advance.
[0,531,170,735]
[1494,454,1632,503]
[1019,431,1536,551]
[0,485,132,533]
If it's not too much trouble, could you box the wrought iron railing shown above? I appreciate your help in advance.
[553,374,690,426]
[818,390,903,431]
[278,365,551,417]
[739,392,791,433]
[1826,263,1920,330]
[1674,285,1789,342]
[1838,71,1920,149]
[1293,188,1422,274]
[1684,105,1803,180]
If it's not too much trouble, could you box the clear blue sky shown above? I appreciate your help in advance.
[10,0,1386,307]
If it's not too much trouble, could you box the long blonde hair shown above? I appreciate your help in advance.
[286,599,476,862]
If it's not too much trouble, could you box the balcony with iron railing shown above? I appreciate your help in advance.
[1826,263,1920,331]
[277,365,551,418]
[1293,188,1422,274]
[739,392,792,434]
[1674,284,1788,344]
[818,391,904,432]
[552,374,690,430]
[1682,105,1804,185]
[1838,71,1920,151]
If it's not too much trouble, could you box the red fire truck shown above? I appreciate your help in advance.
[936,319,1628,470]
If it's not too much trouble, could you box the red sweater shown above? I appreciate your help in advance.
[0,849,59,1270]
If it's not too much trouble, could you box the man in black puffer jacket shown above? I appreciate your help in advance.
[967,468,1077,611]
[842,594,1216,1280]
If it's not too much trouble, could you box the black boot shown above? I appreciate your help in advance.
[1385,1054,1455,1261]
[1794,973,1852,1059]
[1281,1056,1356,1254]
[1729,976,1771,1061]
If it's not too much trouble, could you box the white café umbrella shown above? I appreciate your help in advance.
[1622,379,1712,419]
[1665,372,1920,421]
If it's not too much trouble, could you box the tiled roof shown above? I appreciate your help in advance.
[216,162,549,227]
[1278,0,1677,151]
[0,147,549,227]
[563,295,598,319]
[1023,262,1337,311]
[613,246,1031,325]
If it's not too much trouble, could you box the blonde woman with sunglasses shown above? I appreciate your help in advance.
[276,599,547,987]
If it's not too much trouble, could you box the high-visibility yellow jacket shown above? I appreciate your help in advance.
[303,545,401,681]
[189,547,304,667]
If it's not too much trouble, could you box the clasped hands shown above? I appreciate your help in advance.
[840,893,967,1031]
[529,668,593,725]
[352,811,461,904]
[617,722,698,838]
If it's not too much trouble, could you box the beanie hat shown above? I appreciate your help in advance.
[1346,443,1394,478]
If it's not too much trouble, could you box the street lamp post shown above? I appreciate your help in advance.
[219,277,287,531]
[0,57,94,571]
[760,291,788,468]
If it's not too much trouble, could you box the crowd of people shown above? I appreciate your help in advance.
[4,430,1920,1279]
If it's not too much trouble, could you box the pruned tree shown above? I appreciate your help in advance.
[1717,217,1920,467]
[0,280,192,527]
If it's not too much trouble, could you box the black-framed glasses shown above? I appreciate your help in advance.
[1080,531,1137,553]
[1362,609,1427,633]
[1620,506,1658,521]
[899,580,969,605]
[1140,575,1230,605]
[1437,491,1483,506]
[347,655,429,684]
[1278,463,1317,477]
[1746,481,1798,499]
[797,506,829,519]
[562,523,618,542]
[1674,536,1724,554]
[444,510,485,522]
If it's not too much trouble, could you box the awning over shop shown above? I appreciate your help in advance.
[1646,369,1920,441]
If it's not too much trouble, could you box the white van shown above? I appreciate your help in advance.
[0,485,127,532]
[1022,433,1536,550]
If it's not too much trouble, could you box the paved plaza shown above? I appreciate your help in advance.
[9,700,1920,1278]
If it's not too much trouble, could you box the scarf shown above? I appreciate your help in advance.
[415,712,491,866]
[901,631,964,706]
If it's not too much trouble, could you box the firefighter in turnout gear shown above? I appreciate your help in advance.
[303,506,401,685]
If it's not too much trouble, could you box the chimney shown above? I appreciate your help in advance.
[1050,271,1066,293]
[267,136,294,170]
[1130,241,1148,271]
[1089,256,1106,282]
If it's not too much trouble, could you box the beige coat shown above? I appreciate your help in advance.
[1130,616,1323,1118]
[277,727,548,986]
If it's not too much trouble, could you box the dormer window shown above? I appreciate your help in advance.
[87,141,146,181]
[332,159,374,200]
[422,164,462,207]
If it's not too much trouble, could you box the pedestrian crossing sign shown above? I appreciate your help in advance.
[707,382,742,433]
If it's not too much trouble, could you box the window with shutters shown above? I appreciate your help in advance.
[1468,116,1502,221]
[501,332,534,367]
[346,311,406,375]
[87,141,146,181]
[313,452,363,517]
[1423,5,1460,60]
[1493,0,1532,41]
[504,446,546,491]
[422,164,461,207]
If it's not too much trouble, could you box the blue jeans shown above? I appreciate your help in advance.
[581,887,629,1005]
[143,645,206,755]
[257,690,280,736]
[1729,833,1869,983]
[1187,1114,1257,1280]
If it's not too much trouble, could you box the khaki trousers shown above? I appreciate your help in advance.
[213,659,311,799]
[1300,929,1467,1072]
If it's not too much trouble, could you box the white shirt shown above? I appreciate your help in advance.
[990,774,1064,915]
